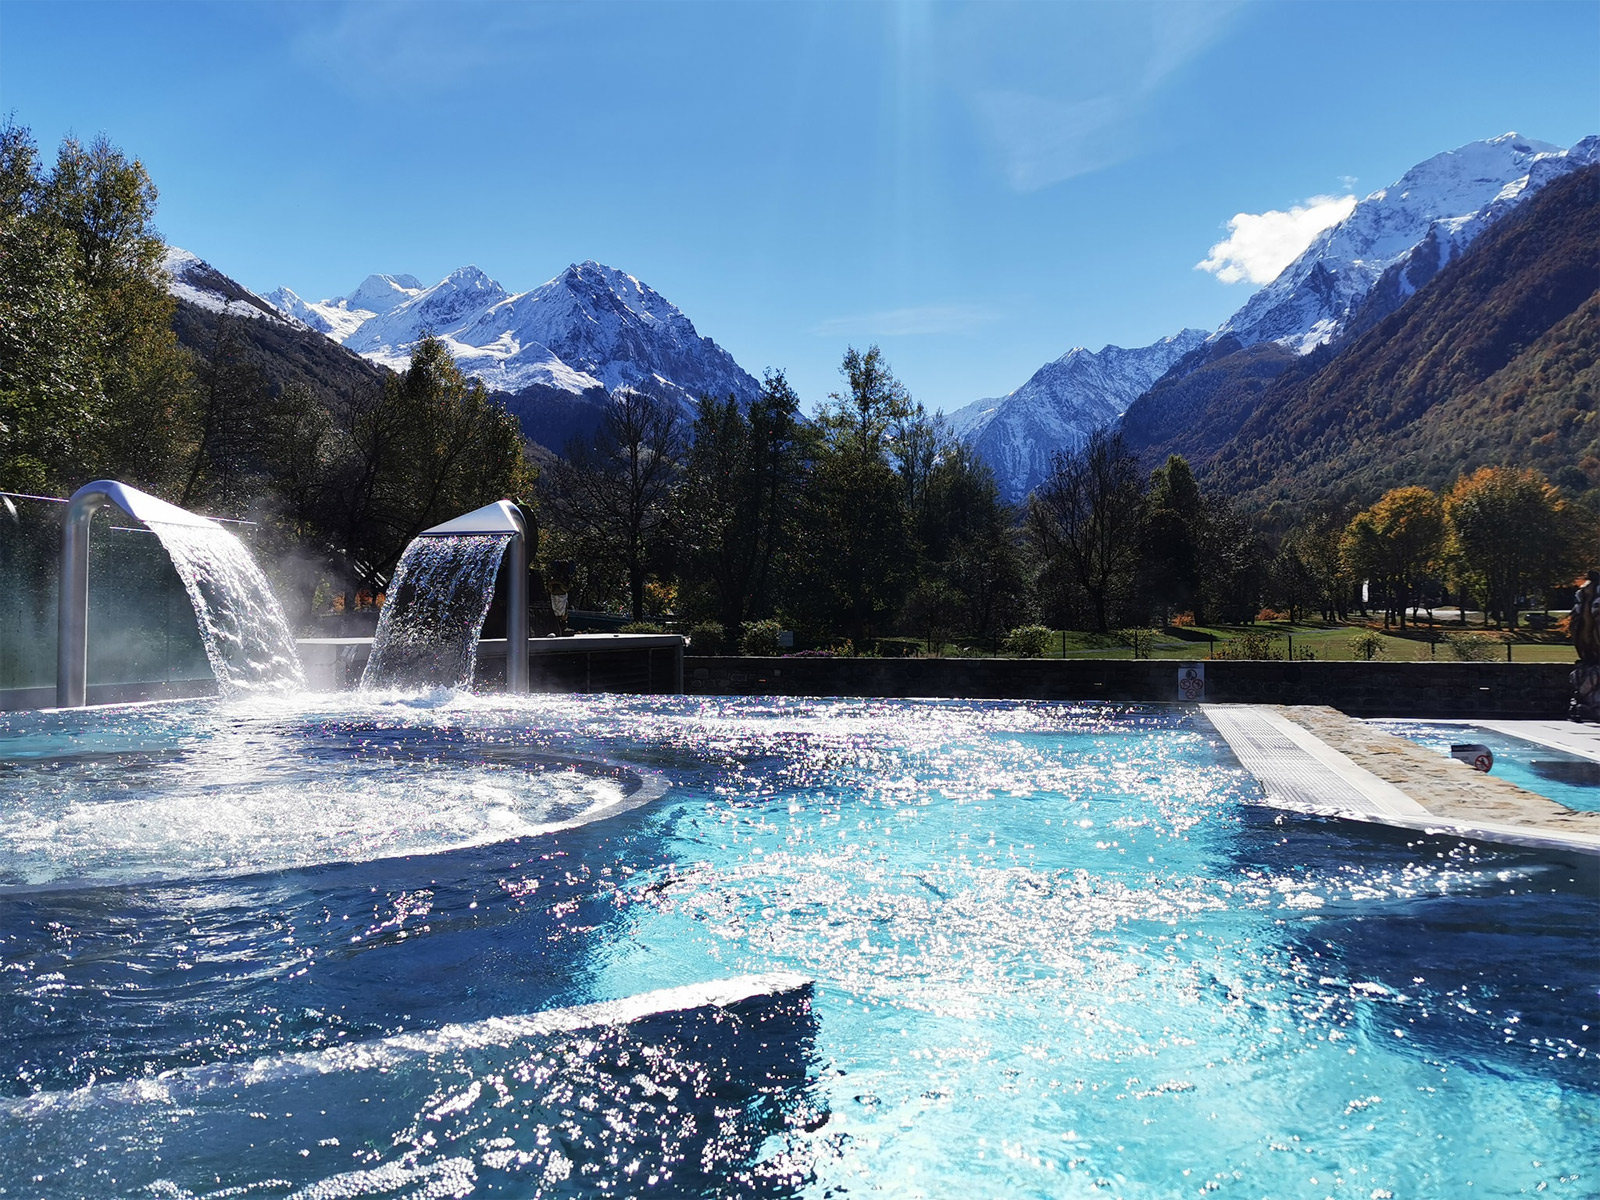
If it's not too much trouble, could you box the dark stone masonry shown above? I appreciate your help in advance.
[685,657,1575,719]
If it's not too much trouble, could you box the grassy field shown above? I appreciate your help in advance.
[939,618,1579,663]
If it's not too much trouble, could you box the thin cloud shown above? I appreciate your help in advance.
[972,1,1241,192]
[287,2,558,94]
[975,91,1133,192]
[813,305,1000,339]
[1195,194,1357,285]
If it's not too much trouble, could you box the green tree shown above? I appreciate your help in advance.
[910,439,1028,643]
[1027,428,1143,634]
[0,122,192,495]
[1291,504,1355,621]
[545,386,682,621]
[676,370,802,634]
[178,312,281,510]
[1138,454,1204,621]
[1444,466,1581,628]
[798,346,917,644]
[40,131,193,490]
[323,335,531,594]
[1198,493,1269,624]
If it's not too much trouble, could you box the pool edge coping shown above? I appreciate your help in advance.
[1204,703,1600,860]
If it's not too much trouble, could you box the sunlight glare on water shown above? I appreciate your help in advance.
[0,694,1594,1197]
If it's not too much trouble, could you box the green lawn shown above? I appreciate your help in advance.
[938,619,1577,663]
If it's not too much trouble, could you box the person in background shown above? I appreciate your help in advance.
[1570,570,1600,722]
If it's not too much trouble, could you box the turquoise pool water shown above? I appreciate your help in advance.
[1,695,1595,1197]
[1374,721,1600,814]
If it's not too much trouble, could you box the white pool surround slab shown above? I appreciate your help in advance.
[1472,719,1600,764]
[1204,704,1600,859]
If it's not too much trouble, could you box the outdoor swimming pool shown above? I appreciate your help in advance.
[1,694,1595,1197]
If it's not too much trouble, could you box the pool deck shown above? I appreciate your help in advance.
[1460,718,1600,763]
[1203,704,1600,859]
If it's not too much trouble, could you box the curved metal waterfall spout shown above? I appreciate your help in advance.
[418,500,529,693]
[56,481,217,709]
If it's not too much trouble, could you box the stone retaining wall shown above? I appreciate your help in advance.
[685,657,1576,718]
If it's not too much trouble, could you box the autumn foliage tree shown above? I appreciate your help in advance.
[1444,466,1581,628]
[1340,486,1444,628]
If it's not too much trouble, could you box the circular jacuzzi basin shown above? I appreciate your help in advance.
[0,693,665,889]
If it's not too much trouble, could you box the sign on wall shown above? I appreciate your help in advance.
[1178,664,1206,702]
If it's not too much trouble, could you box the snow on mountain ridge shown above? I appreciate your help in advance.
[955,133,1595,502]
[346,272,424,314]
[948,328,1210,502]
[163,247,300,326]
[1214,132,1589,351]
[345,266,512,367]
[267,259,761,411]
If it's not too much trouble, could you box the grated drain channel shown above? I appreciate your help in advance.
[1203,705,1423,819]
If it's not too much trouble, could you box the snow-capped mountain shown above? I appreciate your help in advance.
[164,248,300,326]
[266,273,423,342]
[953,131,1596,501]
[1215,132,1600,352]
[267,261,761,411]
[948,329,1209,502]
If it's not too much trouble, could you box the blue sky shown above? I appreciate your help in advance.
[2,0,1595,414]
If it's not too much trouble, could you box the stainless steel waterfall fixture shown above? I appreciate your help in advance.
[56,480,217,708]
[417,500,529,694]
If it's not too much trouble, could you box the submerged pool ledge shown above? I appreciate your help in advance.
[1,972,813,1119]
[1206,703,1600,860]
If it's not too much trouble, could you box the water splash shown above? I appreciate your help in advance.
[362,534,510,691]
[144,521,303,695]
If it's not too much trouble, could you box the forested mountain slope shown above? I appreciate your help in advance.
[167,249,389,409]
[1124,164,1599,513]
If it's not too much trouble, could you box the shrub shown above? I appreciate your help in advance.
[875,637,923,658]
[1348,630,1385,661]
[1444,631,1495,661]
[1171,611,1196,628]
[620,621,665,634]
[688,620,725,654]
[740,619,783,656]
[1257,608,1288,622]
[1216,630,1284,660]
[1003,625,1052,658]
[1118,627,1161,658]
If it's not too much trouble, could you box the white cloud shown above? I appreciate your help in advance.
[1195,194,1357,285]
[813,305,999,339]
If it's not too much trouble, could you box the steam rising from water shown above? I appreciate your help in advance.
[363,534,510,691]
[145,521,304,694]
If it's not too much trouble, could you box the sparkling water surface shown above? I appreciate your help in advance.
[0,694,1594,1198]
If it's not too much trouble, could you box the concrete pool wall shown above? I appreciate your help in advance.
[0,656,1574,715]
[685,656,1574,718]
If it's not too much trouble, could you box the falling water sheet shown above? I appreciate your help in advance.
[362,534,512,691]
[142,520,304,695]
